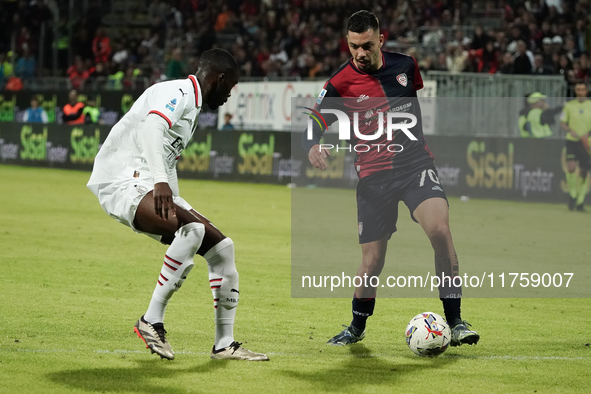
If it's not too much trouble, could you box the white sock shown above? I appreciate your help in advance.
[205,238,238,350]
[144,222,205,324]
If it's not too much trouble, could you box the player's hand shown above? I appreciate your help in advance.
[308,144,331,170]
[153,182,176,220]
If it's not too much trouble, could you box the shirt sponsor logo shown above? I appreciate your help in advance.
[168,136,184,161]
[396,73,408,87]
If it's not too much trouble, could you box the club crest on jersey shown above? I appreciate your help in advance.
[166,98,178,112]
[396,73,408,87]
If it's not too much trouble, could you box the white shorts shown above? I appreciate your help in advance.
[90,177,194,242]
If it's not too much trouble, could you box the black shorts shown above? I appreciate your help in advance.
[566,140,591,169]
[356,166,448,244]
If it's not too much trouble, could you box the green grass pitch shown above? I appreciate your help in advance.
[1,164,590,393]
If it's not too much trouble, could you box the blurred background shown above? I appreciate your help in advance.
[0,0,588,93]
[0,0,587,205]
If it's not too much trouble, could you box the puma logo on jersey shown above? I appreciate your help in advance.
[179,88,187,96]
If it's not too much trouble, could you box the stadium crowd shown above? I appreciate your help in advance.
[1,0,591,89]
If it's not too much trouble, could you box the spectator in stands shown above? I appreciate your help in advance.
[83,96,102,124]
[533,54,555,75]
[111,39,130,65]
[15,26,33,56]
[23,97,48,124]
[529,22,543,51]
[568,60,589,85]
[166,48,185,79]
[88,62,109,88]
[5,75,23,91]
[580,54,591,79]
[432,52,449,71]
[557,54,573,77]
[67,57,94,90]
[0,52,14,86]
[122,65,141,90]
[469,39,499,74]
[56,16,70,71]
[62,89,85,125]
[15,45,36,79]
[149,66,166,85]
[495,30,508,54]
[565,36,581,62]
[221,113,234,131]
[574,19,587,54]
[446,43,468,73]
[551,35,564,54]
[215,4,233,32]
[148,0,169,21]
[470,25,489,50]
[9,0,591,82]
[498,51,515,74]
[92,28,111,64]
[541,37,554,66]
[513,40,533,74]
[108,64,125,90]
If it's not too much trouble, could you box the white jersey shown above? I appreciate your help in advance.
[87,75,203,195]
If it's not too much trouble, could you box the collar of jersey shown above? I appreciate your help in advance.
[188,75,202,108]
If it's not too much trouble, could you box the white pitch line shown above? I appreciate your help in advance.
[1,348,588,361]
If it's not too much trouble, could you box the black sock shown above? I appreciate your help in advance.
[441,298,462,327]
[351,297,375,331]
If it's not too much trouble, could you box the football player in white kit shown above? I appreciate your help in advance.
[87,49,268,361]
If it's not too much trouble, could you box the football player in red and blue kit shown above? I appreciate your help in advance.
[304,10,480,347]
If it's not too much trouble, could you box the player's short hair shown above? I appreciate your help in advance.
[347,10,379,34]
[198,48,239,77]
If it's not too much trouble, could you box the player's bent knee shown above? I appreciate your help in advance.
[427,224,451,243]
[362,256,385,275]
[176,222,206,251]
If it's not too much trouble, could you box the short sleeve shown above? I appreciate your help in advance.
[412,57,423,91]
[146,82,192,128]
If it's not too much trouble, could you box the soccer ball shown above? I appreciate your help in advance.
[405,312,451,357]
